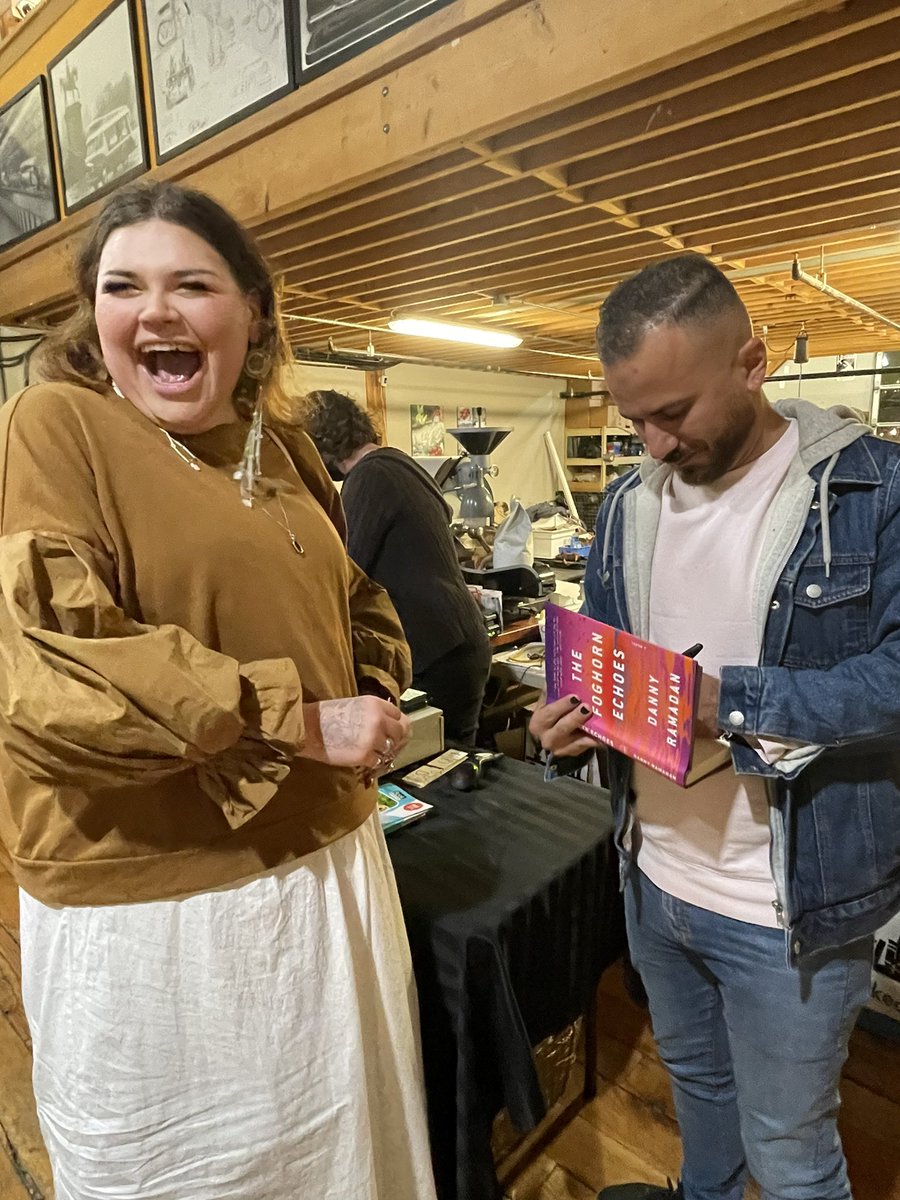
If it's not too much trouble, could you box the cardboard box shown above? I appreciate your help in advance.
[564,397,627,430]
[393,704,444,770]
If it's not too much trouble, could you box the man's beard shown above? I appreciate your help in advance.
[670,403,756,486]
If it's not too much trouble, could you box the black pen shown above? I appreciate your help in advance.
[682,642,703,659]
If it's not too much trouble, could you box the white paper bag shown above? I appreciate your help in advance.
[493,498,533,568]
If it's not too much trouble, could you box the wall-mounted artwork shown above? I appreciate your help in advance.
[0,79,58,253]
[294,0,455,80]
[48,0,147,214]
[456,406,486,428]
[410,404,445,456]
[143,0,294,163]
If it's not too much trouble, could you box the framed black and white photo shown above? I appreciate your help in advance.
[48,0,148,214]
[0,78,59,253]
[142,0,294,163]
[294,0,456,80]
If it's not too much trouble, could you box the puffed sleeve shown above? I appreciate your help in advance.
[0,387,304,829]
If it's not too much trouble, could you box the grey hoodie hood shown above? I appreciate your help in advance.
[772,397,869,470]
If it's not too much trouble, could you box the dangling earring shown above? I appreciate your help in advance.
[235,401,265,507]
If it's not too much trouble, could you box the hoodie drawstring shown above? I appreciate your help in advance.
[818,452,838,578]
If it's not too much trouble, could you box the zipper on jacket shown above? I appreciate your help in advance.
[767,783,791,929]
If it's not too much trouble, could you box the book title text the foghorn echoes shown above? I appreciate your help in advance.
[571,631,684,749]
[546,604,697,785]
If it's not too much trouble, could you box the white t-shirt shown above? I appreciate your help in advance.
[632,420,799,927]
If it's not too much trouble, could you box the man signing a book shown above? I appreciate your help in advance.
[530,254,900,1200]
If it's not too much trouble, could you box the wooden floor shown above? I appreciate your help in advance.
[1,849,899,1200]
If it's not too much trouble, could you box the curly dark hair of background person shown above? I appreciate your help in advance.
[304,389,382,467]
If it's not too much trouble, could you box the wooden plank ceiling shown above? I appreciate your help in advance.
[13,0,900,379]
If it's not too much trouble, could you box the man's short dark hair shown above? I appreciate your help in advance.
[304,389,379,465]
[597,253,747,366]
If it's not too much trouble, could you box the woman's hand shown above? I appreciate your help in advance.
[528,694,596,758]
[300,696,411,772]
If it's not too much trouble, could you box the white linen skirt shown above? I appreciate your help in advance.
[19,813,438,1200]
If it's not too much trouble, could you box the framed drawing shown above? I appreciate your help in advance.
[0,78,59,253]
[142,0,295,163]
[48,0,147,214]
[293,0,457,81]
[410,404,445,456]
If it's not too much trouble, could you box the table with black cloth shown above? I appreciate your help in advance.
[385,755,626,1200]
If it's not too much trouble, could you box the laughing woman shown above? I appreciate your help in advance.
[0,181,437,1200]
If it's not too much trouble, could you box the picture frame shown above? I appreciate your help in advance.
[142,0,295,164]
[48,0,148,214]
[293,0,457,82]
[0,78,59,253]
[410,403,445,456]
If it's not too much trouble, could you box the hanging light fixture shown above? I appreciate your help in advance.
[387,312,523,349]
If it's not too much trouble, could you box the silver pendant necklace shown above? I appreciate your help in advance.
[261,495,305,555]
[164,429,201,471]
[155,414,304,555]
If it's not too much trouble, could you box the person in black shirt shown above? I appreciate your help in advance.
[305,390,492,745]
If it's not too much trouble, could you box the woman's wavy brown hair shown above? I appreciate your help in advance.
[31,180,293,419]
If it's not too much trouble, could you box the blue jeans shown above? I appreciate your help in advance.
[625,870,872,1200]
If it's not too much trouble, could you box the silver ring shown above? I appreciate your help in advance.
[374,737,395,769]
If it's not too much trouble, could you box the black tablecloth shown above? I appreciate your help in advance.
[386,756,626,1200]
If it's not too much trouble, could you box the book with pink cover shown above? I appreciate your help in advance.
[544,603,729,787]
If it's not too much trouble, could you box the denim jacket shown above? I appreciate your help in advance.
[583,399,900,960]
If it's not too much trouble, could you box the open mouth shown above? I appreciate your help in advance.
[140,344,203,387]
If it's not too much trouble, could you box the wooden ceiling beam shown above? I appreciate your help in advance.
[679,191,900,243]
[259,162,506,254]
[705,214,900,265]
[482,0,900,160]
[639,179,900,258]
[253,148,476,241]
[736,238,900,273]
[516,23,900,177]
[628,153,900,228]
[295,209,635,289]
[576,108,900,215]
[289,228,662,304]
[268,177,555,266]
[570,68,900,193]
[306,253,678,311]
[623,125,900,215]
[0,0,845,323]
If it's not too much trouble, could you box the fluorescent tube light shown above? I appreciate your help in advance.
[388,315,522,349]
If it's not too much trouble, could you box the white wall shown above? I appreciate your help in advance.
[288,360,567,508]
[768,353,876,419]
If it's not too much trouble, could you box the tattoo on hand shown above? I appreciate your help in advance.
[322,699,364,751]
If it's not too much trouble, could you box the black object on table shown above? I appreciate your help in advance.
[386,755,626,1200]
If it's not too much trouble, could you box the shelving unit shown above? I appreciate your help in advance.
[564,426,643,492]
[561,391,644,529]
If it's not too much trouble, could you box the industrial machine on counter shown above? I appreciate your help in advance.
[435,425,555,625]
